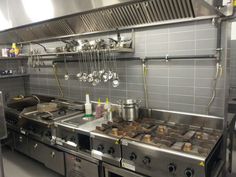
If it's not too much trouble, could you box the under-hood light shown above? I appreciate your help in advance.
[21,0,54,22]
[0,11,12,31]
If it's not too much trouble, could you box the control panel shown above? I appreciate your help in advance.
[121,142,206,177]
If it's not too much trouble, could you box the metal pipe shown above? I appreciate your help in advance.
[142,59,149,108]
[145,54,217,60]
[52,57,141,65]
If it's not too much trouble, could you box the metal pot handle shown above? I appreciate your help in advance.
[136,99,141,105]
[117,99,122,105]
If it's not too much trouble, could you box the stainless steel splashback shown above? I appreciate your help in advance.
[0,0,233,44]
[140,108,224,130]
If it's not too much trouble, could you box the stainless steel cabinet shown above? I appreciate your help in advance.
[44,146,65,176]
[14,133,29,155]
[28,139,46,163]
[232,129,236,175]
[13,132,65,176]
[103,163,146,177]
[65,153,99,177]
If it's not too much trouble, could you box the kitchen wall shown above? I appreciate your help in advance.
[0,59,27,103]
[27,19,227,117]
[230,40,236,96]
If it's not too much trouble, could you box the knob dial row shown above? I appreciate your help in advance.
[168,163,176,173]
[142,156,151,165]
[97,144,104,152]
[185,168,194,177]
[107,147,115,154]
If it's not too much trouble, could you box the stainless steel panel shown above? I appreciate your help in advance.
[0,0,225,44]
[13,133,29,155]
[149,109,224,130]
[103,163,146,177]
[0,91,7,140]
[91,132,122,167]
[121,139,209,177]
[232,131,236,175]
[65,153,99,177]
[5,0,134,29]
[28,139,46,163]
[44,146,65,176]
[0,143,4,177]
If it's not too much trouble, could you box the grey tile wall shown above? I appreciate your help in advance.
[27,19,226,117]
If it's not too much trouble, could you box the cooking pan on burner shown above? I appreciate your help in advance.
[37,103,58,113]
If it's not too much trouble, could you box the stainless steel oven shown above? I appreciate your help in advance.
[65,153,100,177]
[103,163,147,177]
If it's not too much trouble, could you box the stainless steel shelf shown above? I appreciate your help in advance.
[0,74,29,79]
[28,48,134,57]
[0,56,28,60]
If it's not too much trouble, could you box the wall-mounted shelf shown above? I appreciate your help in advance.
[0,74,29,79]
[0,56,28,60]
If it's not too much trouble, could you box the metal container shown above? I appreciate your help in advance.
[119,99,140,122]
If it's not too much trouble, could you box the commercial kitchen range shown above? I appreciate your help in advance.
[1,94,233,177]
[0,0,236,177]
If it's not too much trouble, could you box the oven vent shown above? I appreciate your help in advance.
[0,0,232,44]
[79,0,195,32]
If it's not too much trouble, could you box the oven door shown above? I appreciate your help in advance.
[103,163,147,177]
[65,153,99,177]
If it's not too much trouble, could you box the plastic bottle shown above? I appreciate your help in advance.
[85,94,92,117]
[104,98,112,121]
[95,98,104,119]
[13,43,20,56]
[9,43,20,57]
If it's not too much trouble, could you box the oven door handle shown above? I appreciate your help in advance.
[211,160,225,177]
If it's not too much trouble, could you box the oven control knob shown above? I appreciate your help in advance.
[97,144,104,152]
[185,168,194,177]
[129,152,137,161]
[142,156,151,165]
[70,136,76,142]
[45,131,51,137]
[107,147,115,155]
[168,163,176,173]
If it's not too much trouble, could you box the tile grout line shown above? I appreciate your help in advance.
[193,21,197,113]
[167,27,170,110]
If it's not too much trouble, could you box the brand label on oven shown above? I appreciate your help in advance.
[20,129,26,135]
[121,140,128,146]
[91,150,103,160]
[122,160,135,171]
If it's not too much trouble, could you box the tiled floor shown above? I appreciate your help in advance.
[2,147,62,177]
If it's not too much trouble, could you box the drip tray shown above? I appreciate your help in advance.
[62,115,95,126]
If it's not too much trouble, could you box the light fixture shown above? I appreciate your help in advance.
[0,10,12,31]
[231,22,236,40]
[21,0,54,22]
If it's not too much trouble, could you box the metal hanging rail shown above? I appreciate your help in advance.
[144,54,217,61]
[52,57,141,65]
[51,54,218,65]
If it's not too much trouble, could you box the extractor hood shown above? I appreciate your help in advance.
[0,0,233,44]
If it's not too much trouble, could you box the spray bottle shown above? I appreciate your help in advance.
[85,93,92,117]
